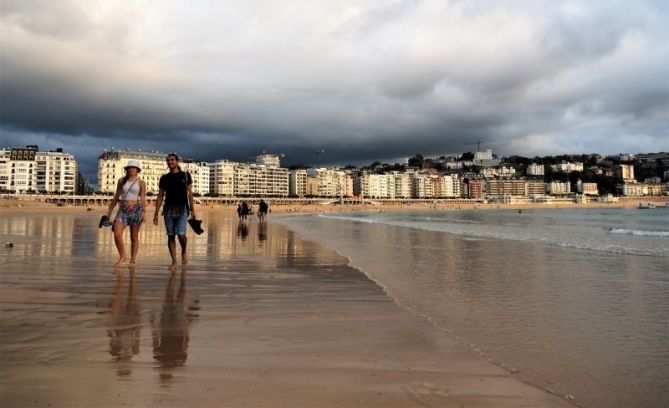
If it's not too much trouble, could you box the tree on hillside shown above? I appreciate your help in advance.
[408,154,424,168]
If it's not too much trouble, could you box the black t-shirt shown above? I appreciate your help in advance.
[159,170,192,211]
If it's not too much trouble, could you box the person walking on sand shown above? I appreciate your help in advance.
[257,199,269,223]
[106,160,147,266]
[153,154,196,268]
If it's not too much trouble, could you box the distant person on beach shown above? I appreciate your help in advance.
[258,199,269,223]
[153,154,196,268]
[236,203,242,220]
[106,160,147,266]
[240,201,250,220]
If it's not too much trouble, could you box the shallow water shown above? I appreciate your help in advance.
[278,209,669,408]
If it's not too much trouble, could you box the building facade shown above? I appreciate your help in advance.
[1,146,79,194]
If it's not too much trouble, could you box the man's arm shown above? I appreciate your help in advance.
[187,184,195,219]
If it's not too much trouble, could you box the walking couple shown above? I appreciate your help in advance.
[106,153,197,268]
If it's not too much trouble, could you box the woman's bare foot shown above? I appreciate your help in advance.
[129,258,136,266]
[114,257,127,267]
[181,253,188,265]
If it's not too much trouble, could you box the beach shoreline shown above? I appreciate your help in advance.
[2,196,668,215]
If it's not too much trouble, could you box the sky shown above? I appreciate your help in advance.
[1,0,668,180]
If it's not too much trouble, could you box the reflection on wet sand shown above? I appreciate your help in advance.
[151,267,198,374]
[107,267,141,375]
[0,211,571,407]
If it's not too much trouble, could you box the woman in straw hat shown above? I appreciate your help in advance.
[106,160,147,266]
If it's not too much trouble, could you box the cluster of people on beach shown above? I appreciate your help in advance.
[236,199,269,222]
[104,153,270,268]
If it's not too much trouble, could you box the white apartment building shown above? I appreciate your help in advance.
[35,149,78,194]
[255,154,281,167]
[234,163,289,196]
[576,180,598,196]
[618,182,663,197]
[0,148,12,192]
[307,168,349,197]
[552,162,584,173]
[481,166,516,178]
[353,173,370,198]
[367,174,395,198]
[441,174,461,198]
[613,164,635,181]
[412,173,437,198]
[289,170,308,197]
[0,146,79,194]
[527,163,545,176]
[548,181,571,195]
[393,172,413,198]
[473,149,501,167]
[97,149,209,195]
[210,160,235,196]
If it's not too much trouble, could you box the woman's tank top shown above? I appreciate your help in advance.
[122,179,141,200]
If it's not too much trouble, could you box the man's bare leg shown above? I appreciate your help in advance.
[178,234,188,264]
[168,235,178,268]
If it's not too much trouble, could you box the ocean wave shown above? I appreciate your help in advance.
[313,214,668,257]
[610,229,669,237]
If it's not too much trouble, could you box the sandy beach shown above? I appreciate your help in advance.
[0,208,574,408]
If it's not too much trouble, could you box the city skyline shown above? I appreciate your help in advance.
[1,1,668,181]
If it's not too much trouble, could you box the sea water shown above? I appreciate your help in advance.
[277,208,669,408]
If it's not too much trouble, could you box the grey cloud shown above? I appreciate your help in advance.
[1,1,668,181]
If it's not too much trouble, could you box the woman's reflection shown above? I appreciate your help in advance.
[237,221,249,240]
[107,266,142,371]
[151,267,196,371]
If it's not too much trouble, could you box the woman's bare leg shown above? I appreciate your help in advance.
[113,221,127,266]
[129,224,141,265]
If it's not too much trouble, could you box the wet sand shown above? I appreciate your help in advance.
[0,210,572,407]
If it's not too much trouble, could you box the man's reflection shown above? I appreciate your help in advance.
[258,221,267,241]
[237,221,249,240]
[108,267,142,369]
[151,267,196,371]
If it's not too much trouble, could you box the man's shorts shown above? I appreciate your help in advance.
[164,211,189,236]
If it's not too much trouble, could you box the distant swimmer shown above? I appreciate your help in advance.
[106,160,147,266]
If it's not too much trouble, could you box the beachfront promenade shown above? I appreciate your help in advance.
[6,193,661,208]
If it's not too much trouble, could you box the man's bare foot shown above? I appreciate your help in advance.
[169,262,177,271]
[114,257,127,267]
[181,253,188,265]
[129,259,136,266]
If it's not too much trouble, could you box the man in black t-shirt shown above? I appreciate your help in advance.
[153,154,196,268]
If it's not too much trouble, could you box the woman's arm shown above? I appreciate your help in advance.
[107,179,123,217]
[140,180,147,223]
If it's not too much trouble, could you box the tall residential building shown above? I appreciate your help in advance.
[463,178,484,199]
[527,180,547,196]
[307,168,349,197]
[613,164,635,181]
[412,173,438,198]
[487,179,528,197]
[97,149,209,195]
[0,146,79,194]
[548,181,571,195]
[353,172,370,198]
[289,170,308,197]
[35,149,79,194]
[393,172,413,198]
[576,180,598,195]
[210,160,235,196]
[233,163,289,196]
[527,163,545,176]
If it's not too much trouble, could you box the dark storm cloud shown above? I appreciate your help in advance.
[1,1,668,181]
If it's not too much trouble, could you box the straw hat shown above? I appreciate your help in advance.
[124,160,142,172]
